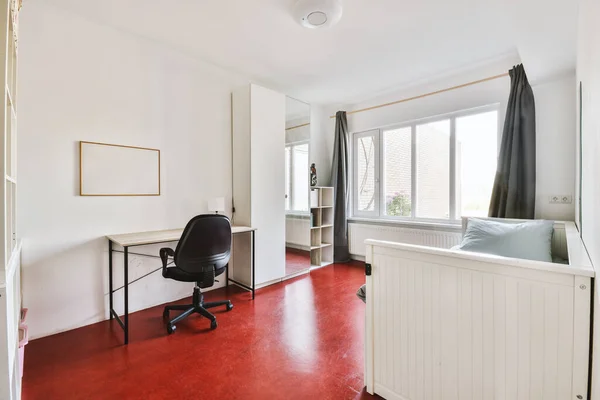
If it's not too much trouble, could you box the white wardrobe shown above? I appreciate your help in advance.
[232,84,286,286]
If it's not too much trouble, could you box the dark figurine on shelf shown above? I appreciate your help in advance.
[310,163,317,187]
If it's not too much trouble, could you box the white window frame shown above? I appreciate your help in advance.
[285,140,310,214]
[353,129,380,218]
[351,104,500,224]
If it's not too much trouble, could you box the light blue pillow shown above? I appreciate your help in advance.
[457,218,554,263]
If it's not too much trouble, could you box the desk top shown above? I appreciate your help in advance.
[107,226,255,247]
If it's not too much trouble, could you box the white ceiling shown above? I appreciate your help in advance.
[41,0,579,105]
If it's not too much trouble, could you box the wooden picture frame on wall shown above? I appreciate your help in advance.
[79,141,161,196]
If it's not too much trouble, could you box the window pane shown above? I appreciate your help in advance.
[383,127,412,217]
[285,147,290,211]
[456,111,498,217]
[292,144,309,211]
[416,120,450,219]
[356,135,376,212]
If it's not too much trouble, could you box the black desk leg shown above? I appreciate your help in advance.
[109,240,113,320]
[124,246,129,345]
[252,230,255,300]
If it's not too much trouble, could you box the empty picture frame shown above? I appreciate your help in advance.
[79,141,161,196]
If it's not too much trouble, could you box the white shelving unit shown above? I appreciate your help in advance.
[309,187,334,268]
[0,1,21,399]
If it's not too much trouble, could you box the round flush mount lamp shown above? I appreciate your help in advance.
[293,0,343,29]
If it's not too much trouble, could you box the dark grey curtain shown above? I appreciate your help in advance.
[331,111,350,262]
[489,64,536,219]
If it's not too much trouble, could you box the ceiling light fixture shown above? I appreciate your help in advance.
[293,0,343,29]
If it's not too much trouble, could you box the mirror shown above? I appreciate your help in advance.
[285,96,311,277]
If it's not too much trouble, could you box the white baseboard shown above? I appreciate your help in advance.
[255,277,286,289]
[255,267,313,289]
[285,243,310,252]
[282,269,310,281]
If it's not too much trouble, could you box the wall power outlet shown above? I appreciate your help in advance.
[549,195,573,204]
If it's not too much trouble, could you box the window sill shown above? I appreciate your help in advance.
[348,217,462,232]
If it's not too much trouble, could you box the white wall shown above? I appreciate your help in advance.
[533,73,576,221]
[312,57,577,222]
[578,0,600,274]
[577,0,600,396]
[345,59,512,135]
[309,105,336,187]
[18,3,247,339]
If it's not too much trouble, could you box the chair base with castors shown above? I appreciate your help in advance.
[163,285,233,334]
[160,214,235,335]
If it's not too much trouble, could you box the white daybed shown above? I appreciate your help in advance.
[364,219,593,400]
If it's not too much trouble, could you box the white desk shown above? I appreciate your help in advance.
[106,226,255,247]
[106,225,256,345]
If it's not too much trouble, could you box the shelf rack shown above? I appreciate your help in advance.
[309,186,334,268]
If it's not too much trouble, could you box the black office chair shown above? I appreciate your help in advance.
[160,214,233,334]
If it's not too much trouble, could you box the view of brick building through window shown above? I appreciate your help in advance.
[355,109,498,221]
[416,120,450,218]
[384,127,411,216]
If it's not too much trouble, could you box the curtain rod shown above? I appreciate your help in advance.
[329,72,510,119]
[285,122,310,131]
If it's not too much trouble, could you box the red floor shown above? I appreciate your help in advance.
[285,247,311,276]
[22,262,381,400]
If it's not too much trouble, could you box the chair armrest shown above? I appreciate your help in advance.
[159,248,175,275]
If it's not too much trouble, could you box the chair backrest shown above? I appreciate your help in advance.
[174,214,232,274]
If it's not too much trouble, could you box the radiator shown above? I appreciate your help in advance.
[286,215,310,249]
[349,223,462,257]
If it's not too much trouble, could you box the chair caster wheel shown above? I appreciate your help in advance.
[167,324,176,334]
[210,320,218,330]
[226,302,233,311]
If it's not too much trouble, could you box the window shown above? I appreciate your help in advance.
[352,106,499,223]
[354,131,379,215]
[285,142,309,212]
[384,127,411,217]
[455,111,498,217]
[416,120,450,219]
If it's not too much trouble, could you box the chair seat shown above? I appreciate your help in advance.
[163,265,226,283]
